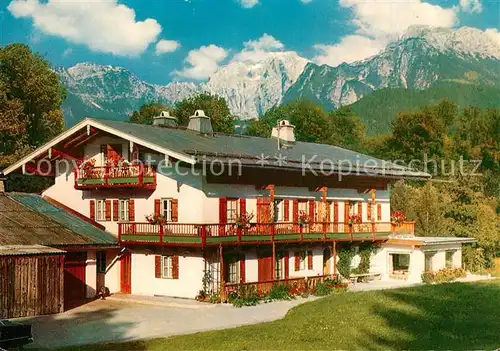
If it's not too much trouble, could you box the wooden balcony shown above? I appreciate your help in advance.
[118,221,415,247]
[73,165,156,190]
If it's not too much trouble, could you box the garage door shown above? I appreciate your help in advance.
[64,251,87,310]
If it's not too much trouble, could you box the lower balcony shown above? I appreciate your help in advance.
[73,165,156,190]
[118,221,415,247]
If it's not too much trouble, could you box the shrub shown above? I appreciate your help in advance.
[228,285,260,307]
[337,246,355,278]
[421,268,467,284]
[267,283,294,301]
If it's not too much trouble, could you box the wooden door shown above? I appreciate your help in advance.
[64,251,87,310]
[120,252,132,294]
[258,250,273,282]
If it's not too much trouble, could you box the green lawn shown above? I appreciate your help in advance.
[69,280,500,350]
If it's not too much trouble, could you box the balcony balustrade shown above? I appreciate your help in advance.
[73,164,156,190]
[118,221,415,247]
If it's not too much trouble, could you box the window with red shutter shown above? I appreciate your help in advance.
[154,199,161,216]
[172,255,179,279]
[128,200,135,221]
[308,200,315,223]
[307,250,313,270]
[293,200,299,222]
[154,256,161,278]
[90,200,95,220]
[294,252,300,271]
[367,202,372,221]
[284,200,289,221]
[219,198,228,223]
[171,199,178,222]
[105,200,111,221]
[377,203,382,221]
[112,200,119,221]
[358,202,363,222]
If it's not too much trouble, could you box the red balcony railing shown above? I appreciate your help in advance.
[118,221,415,246]
[73,165,156,189]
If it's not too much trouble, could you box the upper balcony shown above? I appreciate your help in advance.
[73,164,156,190]
[118,221,416,247]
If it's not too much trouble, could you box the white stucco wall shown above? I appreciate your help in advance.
[105,249,121,293]
[130,251,204,299]
[85,250,97,298]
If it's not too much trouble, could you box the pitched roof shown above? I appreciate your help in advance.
[0,245,65,256]
[94,119,430,178]
[0,193,116,246]
[2,117,430,179]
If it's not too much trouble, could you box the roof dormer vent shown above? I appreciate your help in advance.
[187,109,213,134]
[153,111,177,127]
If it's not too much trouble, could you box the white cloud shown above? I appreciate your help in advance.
[7,0,162,56]
[459,0,483,13]
[314,35,388,66]
[174,44,228,80]
[300,0,313,3]
[62,48,73,58]
[239,0,259,8]
[313,0,458,66]
[155,40,180,55]
[233,33,284,62]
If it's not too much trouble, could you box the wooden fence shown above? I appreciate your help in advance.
[0,254,64,319]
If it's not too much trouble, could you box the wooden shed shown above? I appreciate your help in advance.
[0,245,65,319]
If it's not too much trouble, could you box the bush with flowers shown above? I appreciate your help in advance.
[391,210,406,225]
[298,210,311,227]
[235,212,255,229]
[145,214,167,225]
[348,213,362,226]
[421,267,466,284]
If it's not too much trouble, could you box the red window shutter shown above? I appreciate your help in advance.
[284,200,289,221]
[155,256,161,278]
[358,202,363,221]
[284,252,289,278]
[293,200,299,222]
[239,254,246,283]
[367,203,372,221]
[308,200,315,222]
[334,201,339,222]
[128,200,135,221]
[307,250,313,270]
[219,198,227,224]
[294,252,300,271]
[239,198,246,215]
[112,200,119,221]
[171,199,179,222]
[154,199,161,216]
[344,201,350,223]
[105,200,111,221]
[172,255,179,279]
[377,203,382,221]
[89,200,95,220]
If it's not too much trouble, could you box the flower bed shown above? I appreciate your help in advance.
[421,267,467,284]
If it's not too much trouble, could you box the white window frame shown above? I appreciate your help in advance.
[425,252,435,272]
[161,255,173,279]
[161,198,173,222]
[275,253,285,279]
[299,251,306,271]
[226,199,239,223]
[274,199,285,222]
[445,251,454,269]
[118,199,129,221]
[227,258,239,284]
[95,199,106,221]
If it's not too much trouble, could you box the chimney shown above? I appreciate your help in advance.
[271,120,295,147]
[187,110,213,134]
[153,111,177,127]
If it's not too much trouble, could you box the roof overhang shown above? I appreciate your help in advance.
[386,236,476,247]
[2,118,196,175]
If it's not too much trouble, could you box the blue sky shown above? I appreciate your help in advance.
[1,0,499,84]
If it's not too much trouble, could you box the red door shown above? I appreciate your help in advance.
[106,144,122,166]
[258,251,273,282]
[120,252,132,294]
[64,251,87,310]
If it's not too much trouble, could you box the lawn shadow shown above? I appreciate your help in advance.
[355,281,500,350]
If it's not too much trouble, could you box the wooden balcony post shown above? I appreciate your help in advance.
[201,225,207,247]
[159,224,164,244]
[349,225,353,241]
[300,225,303,242]
[332,241,337,276]
[138,164,144,186]
[237,227,242,245]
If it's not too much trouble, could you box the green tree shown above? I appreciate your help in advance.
[173,93,234,133]
[0,44,66,168]
[129,102,171,125]
[328,107,367,152]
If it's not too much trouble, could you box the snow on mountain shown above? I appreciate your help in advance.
[58,26,500,127]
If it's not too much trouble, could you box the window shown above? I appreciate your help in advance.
[95,200,106,221]
[299,251,306,270]
[425,252,435,272]
[274,199,285,222]
[445,251,454,268]
[298,200,308,213]
[161,198,173,222]
[118,199,129,221]
[275,252,284,279]
[96,251,106,273]
[226,256,239,283]
[162,256,173,279]
[226,199,239,223]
